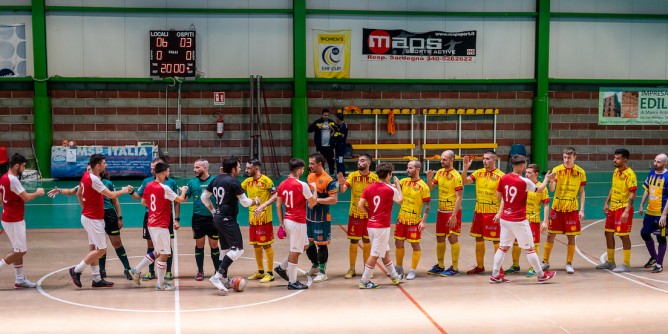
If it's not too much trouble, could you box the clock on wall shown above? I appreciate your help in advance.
[149,30,196,78]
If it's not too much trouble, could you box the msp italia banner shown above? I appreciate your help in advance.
[313,29,351,78]
[599,88,668,125]
[0,24,26,77]
[362,28,476,62]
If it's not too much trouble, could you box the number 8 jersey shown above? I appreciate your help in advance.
[497,173,537,222]
[143,180,179,228]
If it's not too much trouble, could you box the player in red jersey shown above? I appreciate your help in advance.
[273,159,317,290]
[357,162,404,288]
[0,153,45,288]
[490,155,556,284]
[128,162,188,290]
[68,154,130,289]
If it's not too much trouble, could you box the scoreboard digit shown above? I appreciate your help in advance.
[150,30,196,78]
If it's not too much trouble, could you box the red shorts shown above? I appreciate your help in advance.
[249,223,274,246]
[436,211,462,237]
[347,216,369,240]
[530,222,541,244]
[394,222,421,243]
[470,212,499,241]
[605,207,633,236]
[548,210,581,235]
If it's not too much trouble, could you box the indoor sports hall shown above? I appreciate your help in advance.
[1,1,668,334]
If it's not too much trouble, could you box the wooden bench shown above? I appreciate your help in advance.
[422,143,499,170]
[346,143,418,172]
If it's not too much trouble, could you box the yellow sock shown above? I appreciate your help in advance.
[623,249,631,267]
[396,247,405,267]
[451,242,460,270]
[254,247,264,271]
[265,247,274,273]
[475,241,485,268]
[512,244,521,266]
[567,244,575,264]
[436,242,446,267]
[535,243,540,258]
[543,242,554,263]
[363,242,371,263]
[349,243,358,269]
[493,243,499,253]
[607,248,615,263]
[411,250,421,270]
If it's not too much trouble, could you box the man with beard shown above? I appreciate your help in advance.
[462,151,505,275]
[0,153,45,288]
[337,154,378,279]
[394,160,431,280]
[426,150,463,277]
[597,149,637,273]
[637,153,668,273]
[185,159,220,281]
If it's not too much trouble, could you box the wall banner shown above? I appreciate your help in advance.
[599,88,668,125]
[0,24,26,77]
[51,146,158,178]
[362,28,476,62]
[313,29,351,78]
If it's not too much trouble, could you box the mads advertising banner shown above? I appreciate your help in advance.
[362,28,476,62]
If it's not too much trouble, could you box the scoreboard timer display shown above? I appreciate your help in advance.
[150,30,196,78]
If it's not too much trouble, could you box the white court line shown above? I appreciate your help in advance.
[578,218,668,293]
[173,231,181,334]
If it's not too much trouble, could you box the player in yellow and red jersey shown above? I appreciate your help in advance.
[462,150,505,275]
[337,153,378,279]
[597,148,637,272]
[395,160,431,280]
[242,159,277,283]
[543,147,586,274]
[425,150,463,277]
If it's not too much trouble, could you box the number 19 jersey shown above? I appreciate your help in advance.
[497,173,537,222]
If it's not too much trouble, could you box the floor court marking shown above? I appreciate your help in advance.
[578,218,668,294]
[335,224,447,334]
[36,255,311,313]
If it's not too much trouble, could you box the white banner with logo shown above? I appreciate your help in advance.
[313,29,351,78]
[0,24,26,77]
[362,28,477,62]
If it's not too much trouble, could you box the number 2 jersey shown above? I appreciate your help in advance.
[142,180,179,228]
[497,173,537,222]
[0,173,26,222]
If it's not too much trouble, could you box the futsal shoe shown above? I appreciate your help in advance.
[142,272,156,281]
[274,266,289,281]
[69,267,82,288]
[287,281,308,290]
[14,278,37,289]
[395,266,404,276]
[344,269,356,279]
[391,274,404,285]
[427,264,445,275]
[313,273,328,282]
[248,272,266,280]
[489,274,510,283]
[260,273,274,283]
[307,267,320,276]
[128,268,141,286]
[209,274,228,293]
[526,267,536,277]
[466,266,485,275]
[536,270,556,283]
[595,261,616,270]
[441,266,460,277]
[359,281,380,289]
[565,263,575,274]
[612,264,631,273]
[195,272,204,281]
[92,279,114,288]
[155,283,175,291]
[504,265,521,274]
[164,272,173,281]
[540,262,550,271]
[651,265,663,273]
[123,269,133,281]
[406,270,417,280]
[644,257,657,269]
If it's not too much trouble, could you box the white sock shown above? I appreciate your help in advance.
[526,249,544,277]
[75,260,87,273]
[287,262,298,283]
[135,254,155,273]
[91,265,101,282]
[14,265,24,281]
[280,258,289,270]
[492,248,507,277]
[361,264,373,283]
[0,259,7,270]
[156,261,167,286]
[384,260,398,278]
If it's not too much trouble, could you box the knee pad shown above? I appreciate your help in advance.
[317,245,329,264]
[641,233,652,241]
[227,247,245,261]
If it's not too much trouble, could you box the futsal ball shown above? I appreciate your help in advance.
[231,276,246,292]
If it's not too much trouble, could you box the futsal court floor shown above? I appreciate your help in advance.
[1,172,667,333]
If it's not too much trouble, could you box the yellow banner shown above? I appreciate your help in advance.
[313,30,350,78]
